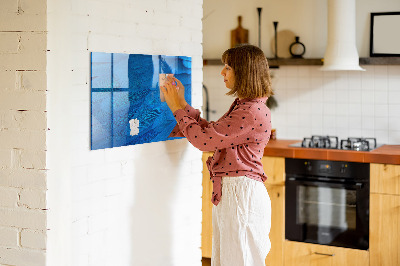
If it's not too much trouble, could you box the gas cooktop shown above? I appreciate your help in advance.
[289,135,382,151]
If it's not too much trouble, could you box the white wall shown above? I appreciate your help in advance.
[46,0,203,266]
[0,0,48,265]
[203,0,400,58]
[204,0,326,59]
[203,0,400,145]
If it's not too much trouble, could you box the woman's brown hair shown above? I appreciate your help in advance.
[221,44,273,99]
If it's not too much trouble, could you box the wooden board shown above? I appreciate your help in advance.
[230,16,248,48]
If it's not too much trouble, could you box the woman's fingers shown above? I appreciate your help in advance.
[165,76,184,92]
[160,85,167,95]
[171,77,183,89]
[167,77,185,106]
[163,81,173,95]
[173,77,181,84]
[162,79,183,113]
[163,79,179,100]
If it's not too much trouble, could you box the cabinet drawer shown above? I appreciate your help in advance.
[284,241,369,266]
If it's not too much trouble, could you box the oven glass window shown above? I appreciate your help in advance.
[297,186,356,230]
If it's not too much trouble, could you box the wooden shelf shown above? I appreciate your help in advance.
[359,57,400,65]
[203,57,400,67]
[268,58,322,67]
[203,58,323,67]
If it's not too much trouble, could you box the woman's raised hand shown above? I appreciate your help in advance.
[161,76,185,113]
[169,76,187,108]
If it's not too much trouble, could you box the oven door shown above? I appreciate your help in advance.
[285,177,369,250]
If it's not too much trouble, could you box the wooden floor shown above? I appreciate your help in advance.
[202,257,211,266]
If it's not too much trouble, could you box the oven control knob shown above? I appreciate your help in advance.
[340,164,347,174]
[304,162,312,171]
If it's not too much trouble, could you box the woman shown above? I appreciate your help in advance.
[162,44,273,266]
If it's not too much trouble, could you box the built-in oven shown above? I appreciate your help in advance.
[285,158,370,250]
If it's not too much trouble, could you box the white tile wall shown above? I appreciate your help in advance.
[271,65,400,144]
[203,65,400,144]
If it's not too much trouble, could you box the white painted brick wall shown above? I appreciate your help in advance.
[0,169,47,190]
[0,247,46,266]
[0,187,19,208]
[0,0,48,265]
[0,227,19,247]
[0,91,46,111]
[21,229,47,250]
[47,1,203,266]
[19,189,47,209]
[1,110,47,130]
[0,208,46,230]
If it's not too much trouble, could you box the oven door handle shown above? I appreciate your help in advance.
[287,177,364,189]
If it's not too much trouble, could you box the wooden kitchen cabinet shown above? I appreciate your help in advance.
[370,163,400,195]
[262,156,285,266]
[264,184,285,266]
[261,156,285,186]
[370,163,400,266]
[370,193,400,266]
[201,154,286,266]
[284,241,369,266]
[202,152,213,258]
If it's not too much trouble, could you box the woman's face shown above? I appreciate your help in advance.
[220,64,235,89]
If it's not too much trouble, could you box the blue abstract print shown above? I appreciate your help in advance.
[91,52,192,150]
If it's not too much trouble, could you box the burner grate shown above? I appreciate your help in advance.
[296,136,378,151]
[340,137,377,151]
[301,135,339,149]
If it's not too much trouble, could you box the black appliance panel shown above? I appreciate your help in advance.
[285,158,369,250]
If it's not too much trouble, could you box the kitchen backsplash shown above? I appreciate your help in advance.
[203,65,400,144]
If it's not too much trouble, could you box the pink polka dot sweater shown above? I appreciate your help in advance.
[170,97,272,206]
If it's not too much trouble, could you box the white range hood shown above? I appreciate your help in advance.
[320,0,365,71]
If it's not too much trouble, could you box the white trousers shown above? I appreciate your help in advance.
[212,176,271,266]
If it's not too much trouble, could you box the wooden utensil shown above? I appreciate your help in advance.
[231,16,249,48]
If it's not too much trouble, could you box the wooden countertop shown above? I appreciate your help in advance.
[263,139,400,165]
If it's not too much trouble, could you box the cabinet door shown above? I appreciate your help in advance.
[264,184,284,266]
[261,156,285,185]
[284,241,369,266]
[370,163,400,195]
[202,152,213,258]
[370,193,400,266]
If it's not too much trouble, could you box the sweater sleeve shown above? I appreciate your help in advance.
[173,106,256,152]
[168,104,210,137]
